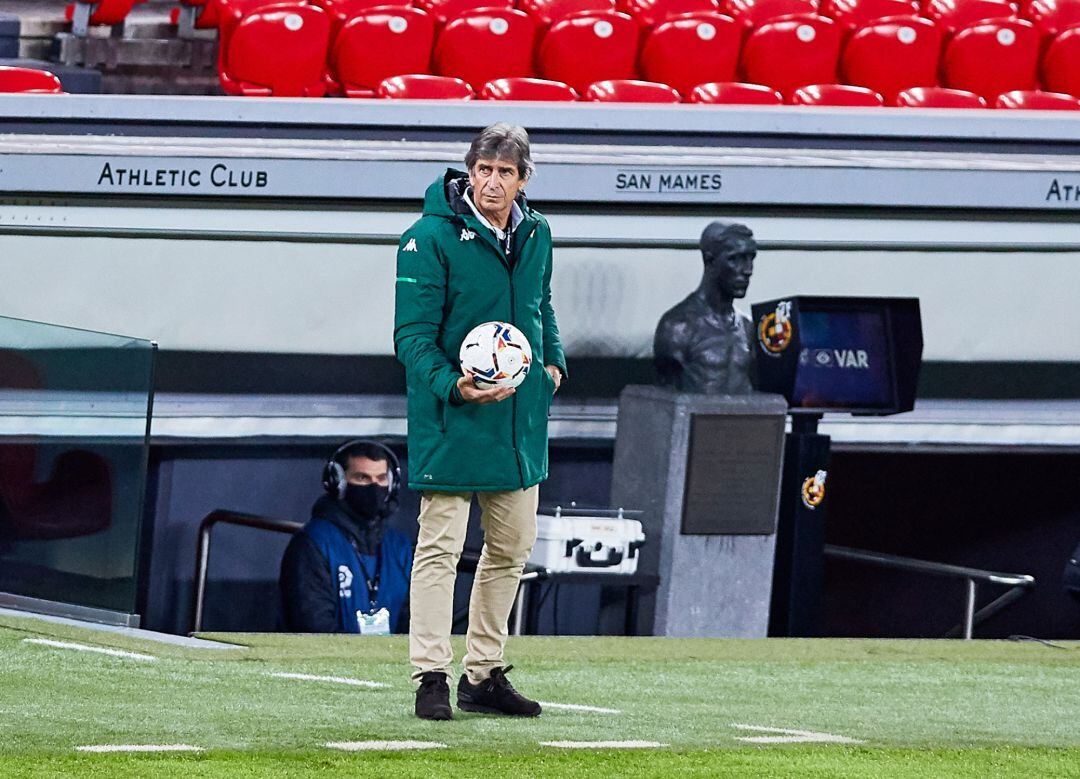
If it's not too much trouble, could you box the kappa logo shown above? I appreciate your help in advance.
[338,565,353,599]
[403,238,418,252]
[460,228,477,241]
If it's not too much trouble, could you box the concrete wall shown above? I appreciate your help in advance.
[0,206,1077,363]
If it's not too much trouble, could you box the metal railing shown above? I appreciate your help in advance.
[190,510,540,635]
[824,544,1036,639]
[452,551,544,636]
[190,510,303,635]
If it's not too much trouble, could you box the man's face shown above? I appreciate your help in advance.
[468,157,527,217]
[707,237,756,299]
[345,456,390,487]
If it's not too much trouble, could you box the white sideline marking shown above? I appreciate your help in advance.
[267,672,388,689]
[731,723,864,744]
[76,744,203,753]
[23,638,157,662]
[541,740,668,749]
[326,741,446,751]
[537,701,621,715]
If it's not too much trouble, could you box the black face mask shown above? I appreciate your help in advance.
[342,483,389,522]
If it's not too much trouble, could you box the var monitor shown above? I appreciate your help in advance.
[750,296,923,416]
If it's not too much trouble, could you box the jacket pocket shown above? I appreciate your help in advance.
[436,396,446,433]
[541,367,556,417]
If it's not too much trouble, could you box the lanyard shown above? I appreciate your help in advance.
[350,541,382,614]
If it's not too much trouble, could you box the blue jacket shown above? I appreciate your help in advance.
[279,498,412,633]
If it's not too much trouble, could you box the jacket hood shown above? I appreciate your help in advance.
[422,168,536,222]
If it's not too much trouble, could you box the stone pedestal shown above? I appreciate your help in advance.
[610,386,787,637]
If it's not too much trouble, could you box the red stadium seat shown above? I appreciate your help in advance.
[172,0,221,31]
[1041,27,1080,98]
[841,16,941,101]
[941,19,1039,100]
[378,73,474,97]
[0,445,113,543]
[0,352,111,544]
[415,0,514,25]
[538,11,639,92]
[65,0,138,30]
[828,0,919,32]
[740,14,841,96]
[193,0,222,22]
[1022,0,1080,38]
[330,7,435,97]
[0,444,35,513]
[723,0,818,28]
[895,85,987,106]
[480,77,579,99]
[434,9,538,88]
[585,78,682,101]
[617,0,721,28]
[788,82,884,104]
[924,0,1015,35]
[689,80,783,102]
[312,0,407,33]
[995,88,1080,108]
[311,0,389,11]
[219,3,332,96]
[0,66,65,94]
[640,13,741,95]
[0,446,113,543]
[518,0,617,29]
[218,0,297,50]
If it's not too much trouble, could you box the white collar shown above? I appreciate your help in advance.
[464,187,524,240]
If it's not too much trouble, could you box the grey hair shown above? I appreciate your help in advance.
[700,221,755,262]
[465,123,535,180]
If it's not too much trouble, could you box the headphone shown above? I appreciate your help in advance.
[321,439,402,519]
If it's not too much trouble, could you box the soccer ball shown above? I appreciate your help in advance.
[458,321,533,389]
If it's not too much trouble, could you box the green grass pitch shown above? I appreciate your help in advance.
[2,611,1080,777]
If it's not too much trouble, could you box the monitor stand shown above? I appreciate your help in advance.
[769,412,832,637]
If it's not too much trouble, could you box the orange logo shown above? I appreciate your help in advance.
[801,470,827,510]
[758,300,793,356]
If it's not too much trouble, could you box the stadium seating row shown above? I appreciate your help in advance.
[67,0,1080,39]
[36,0,1080,104]
[7,60,1073,109]
[209,0,1080,103]
[375,74,1080,108]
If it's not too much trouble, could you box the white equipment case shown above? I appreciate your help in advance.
[528,505,645,574]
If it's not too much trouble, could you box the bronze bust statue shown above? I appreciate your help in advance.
[654,221,756,394]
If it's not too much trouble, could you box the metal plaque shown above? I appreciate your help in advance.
[681,413,785,535]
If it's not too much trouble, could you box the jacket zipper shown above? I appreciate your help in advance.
[460,212,539,489]
[507,223,537,489]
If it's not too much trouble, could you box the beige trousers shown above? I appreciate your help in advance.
[409,485,539,684]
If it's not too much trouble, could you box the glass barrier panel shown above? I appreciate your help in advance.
[0,314,154,619]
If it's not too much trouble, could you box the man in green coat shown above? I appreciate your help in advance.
[394,124,566,721]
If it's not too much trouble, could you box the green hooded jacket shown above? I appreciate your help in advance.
[394,169,566,492]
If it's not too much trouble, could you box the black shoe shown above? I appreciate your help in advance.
[457,665,542,717]
[415,671,453,721]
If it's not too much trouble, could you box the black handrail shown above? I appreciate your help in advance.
[824,544,1036,639]
[190,510,303,635]
[188,514,540,635]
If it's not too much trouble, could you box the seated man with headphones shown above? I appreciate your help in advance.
[279,440,412,634]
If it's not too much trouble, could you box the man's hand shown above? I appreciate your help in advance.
[545,365,562,393]
[457,371,516,404]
